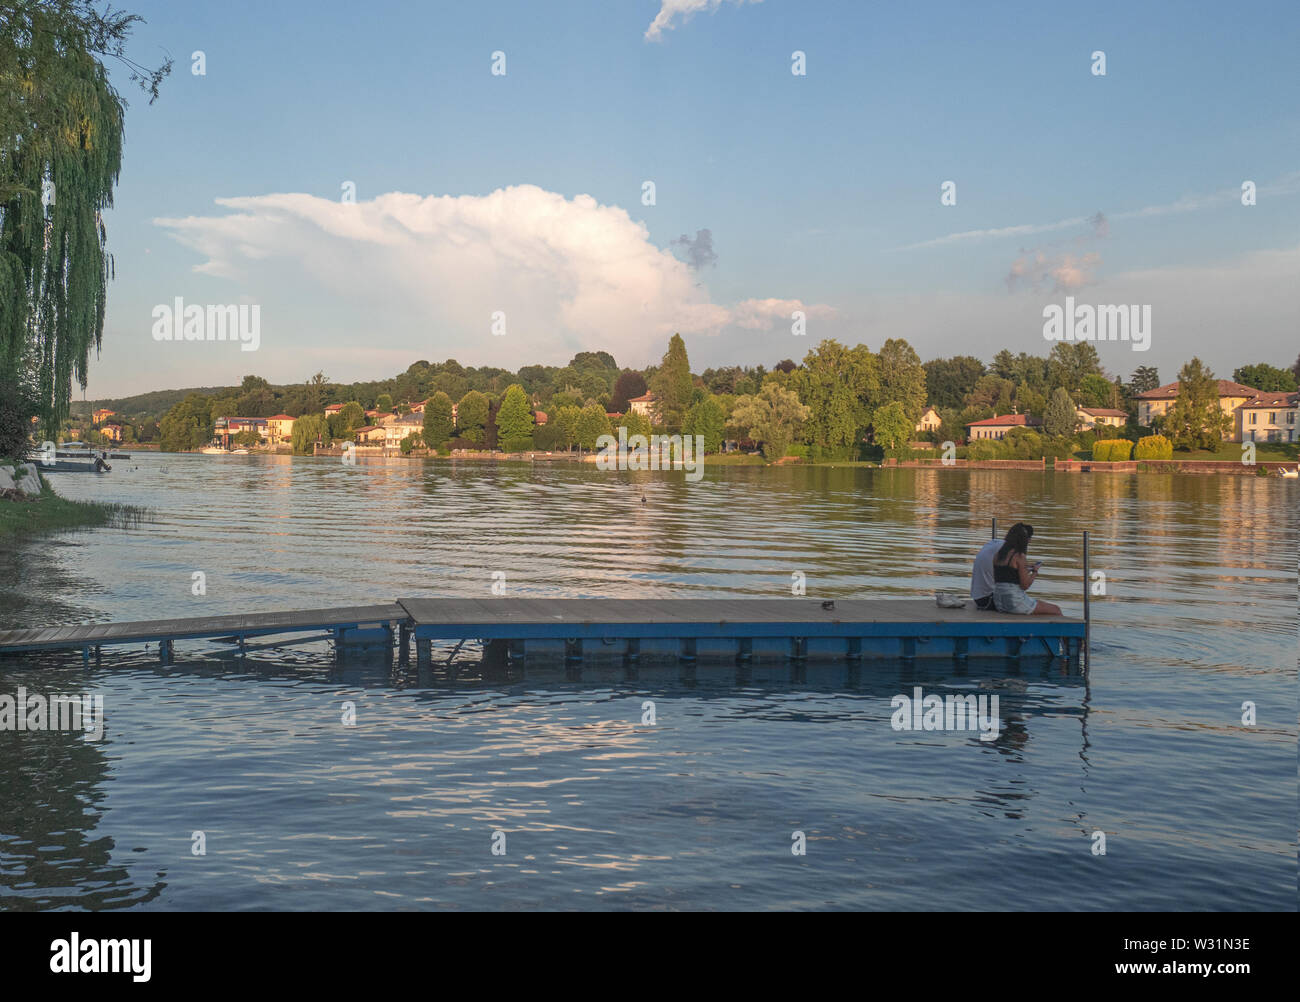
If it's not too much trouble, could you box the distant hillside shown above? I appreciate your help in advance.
[70,387,237,419]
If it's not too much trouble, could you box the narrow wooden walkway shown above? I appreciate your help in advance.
[0,598,1085,664]
[0,604,406,663]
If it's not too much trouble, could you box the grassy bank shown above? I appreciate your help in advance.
[0,475,141,539]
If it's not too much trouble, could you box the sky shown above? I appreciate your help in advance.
[84,0,1300,399]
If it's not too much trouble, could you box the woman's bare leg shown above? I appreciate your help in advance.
[1032,601,1062,616]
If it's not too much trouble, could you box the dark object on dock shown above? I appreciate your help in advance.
[0,598,1086,666]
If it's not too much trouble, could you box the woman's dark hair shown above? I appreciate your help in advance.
[997,524,1031,563]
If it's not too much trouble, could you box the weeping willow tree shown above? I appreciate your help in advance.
[0,1,168,437]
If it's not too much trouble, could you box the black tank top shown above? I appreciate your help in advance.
[994,561,1020,584]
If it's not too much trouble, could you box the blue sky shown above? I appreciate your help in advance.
[88,0,1299,398]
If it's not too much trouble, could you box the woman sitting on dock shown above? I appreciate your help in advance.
[992,524,1061,616]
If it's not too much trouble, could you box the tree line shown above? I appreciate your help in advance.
[149,336,1298,459]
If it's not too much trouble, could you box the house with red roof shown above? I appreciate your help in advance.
[964,413,1042,441]
[1074,406,1128,431]
[1237,391,1299,443]
[1134,380,1259,440]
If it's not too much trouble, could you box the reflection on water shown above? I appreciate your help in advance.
[0,456,1294,910]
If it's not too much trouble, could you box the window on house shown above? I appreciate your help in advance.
[1268,412,1276,424]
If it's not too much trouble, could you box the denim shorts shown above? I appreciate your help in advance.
[993,582,1038,615]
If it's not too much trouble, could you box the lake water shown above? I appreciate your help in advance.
[1,454,1295,910]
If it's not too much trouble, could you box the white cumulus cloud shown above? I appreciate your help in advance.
[153,185,829,367]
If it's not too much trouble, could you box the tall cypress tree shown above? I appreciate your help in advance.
[650,333,692,430]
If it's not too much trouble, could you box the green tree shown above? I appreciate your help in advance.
[870,401,911,453]
[793,340,879,457]
[877,339,927,424]
[1078,373,1116,409]
[290,413,329,454]
[375,392,393,412]
[683,393,725,454]
[1233,362,1297,392]
[575,402,612,451]
[551,405,581,450]
[422,391,454,448]
[1129,365,1160,394]
[924,356,985,411]
[730,383,811,462]
[1164,358,1231,450]
[337,401,364,431]
[649,333,693,429]
[1048,342,1102,391]
[496,383,534,451]
[1043,387,1079,437]
[614,409,652,442]
[158,394,212,452]
[456,390,489,443]
[0,2,170,434]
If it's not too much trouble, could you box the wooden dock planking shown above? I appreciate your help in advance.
[0,604,407,654]
[399,597,1084,640]
[0,598,1086,662]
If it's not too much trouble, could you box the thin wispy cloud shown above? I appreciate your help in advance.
[899,172,1300,251]
[644,0,761,42]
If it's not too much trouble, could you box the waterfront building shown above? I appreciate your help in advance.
[964,414,1042,441]
[1075,406,1128,431]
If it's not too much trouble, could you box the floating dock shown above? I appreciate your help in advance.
[0,598,1086,665]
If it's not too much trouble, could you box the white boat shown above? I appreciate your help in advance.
[199,446,227,455]
[230,448,250,455]
[1281,467,1298,479]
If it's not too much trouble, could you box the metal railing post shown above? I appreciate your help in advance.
[1082,530,1091,668]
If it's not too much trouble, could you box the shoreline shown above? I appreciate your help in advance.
[161,446,1300,476]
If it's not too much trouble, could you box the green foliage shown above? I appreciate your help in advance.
[290,413,329,454]
[1078,373,1117,409]
[1092,439,1133,461]
[0,382,36,459]
[1048,342,1103,391]
[422,391,454,447]
[924,355,985,411]
[683,393,725,453]
[575,402,612,451]
[338,401,364,430]
[233,428,260,448]
[1,2,169,431]
[878,339,927,425]
[871,401,912,453]
[730,383,811,461]
[159,394,212,452]
[1134,434,1173,461]
[550,405,581,450]
[649,333,693,430]
[1129,365,1160,394]
[1043,387,1079,437]
[456,390,489,443]
[399,432,421,455]
[496,384,534,452]
[1233,362,1297,392]
[794,339,879,453]
[1165,358,1231,450]
[375,392,392,412]
[614,409,652,442]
